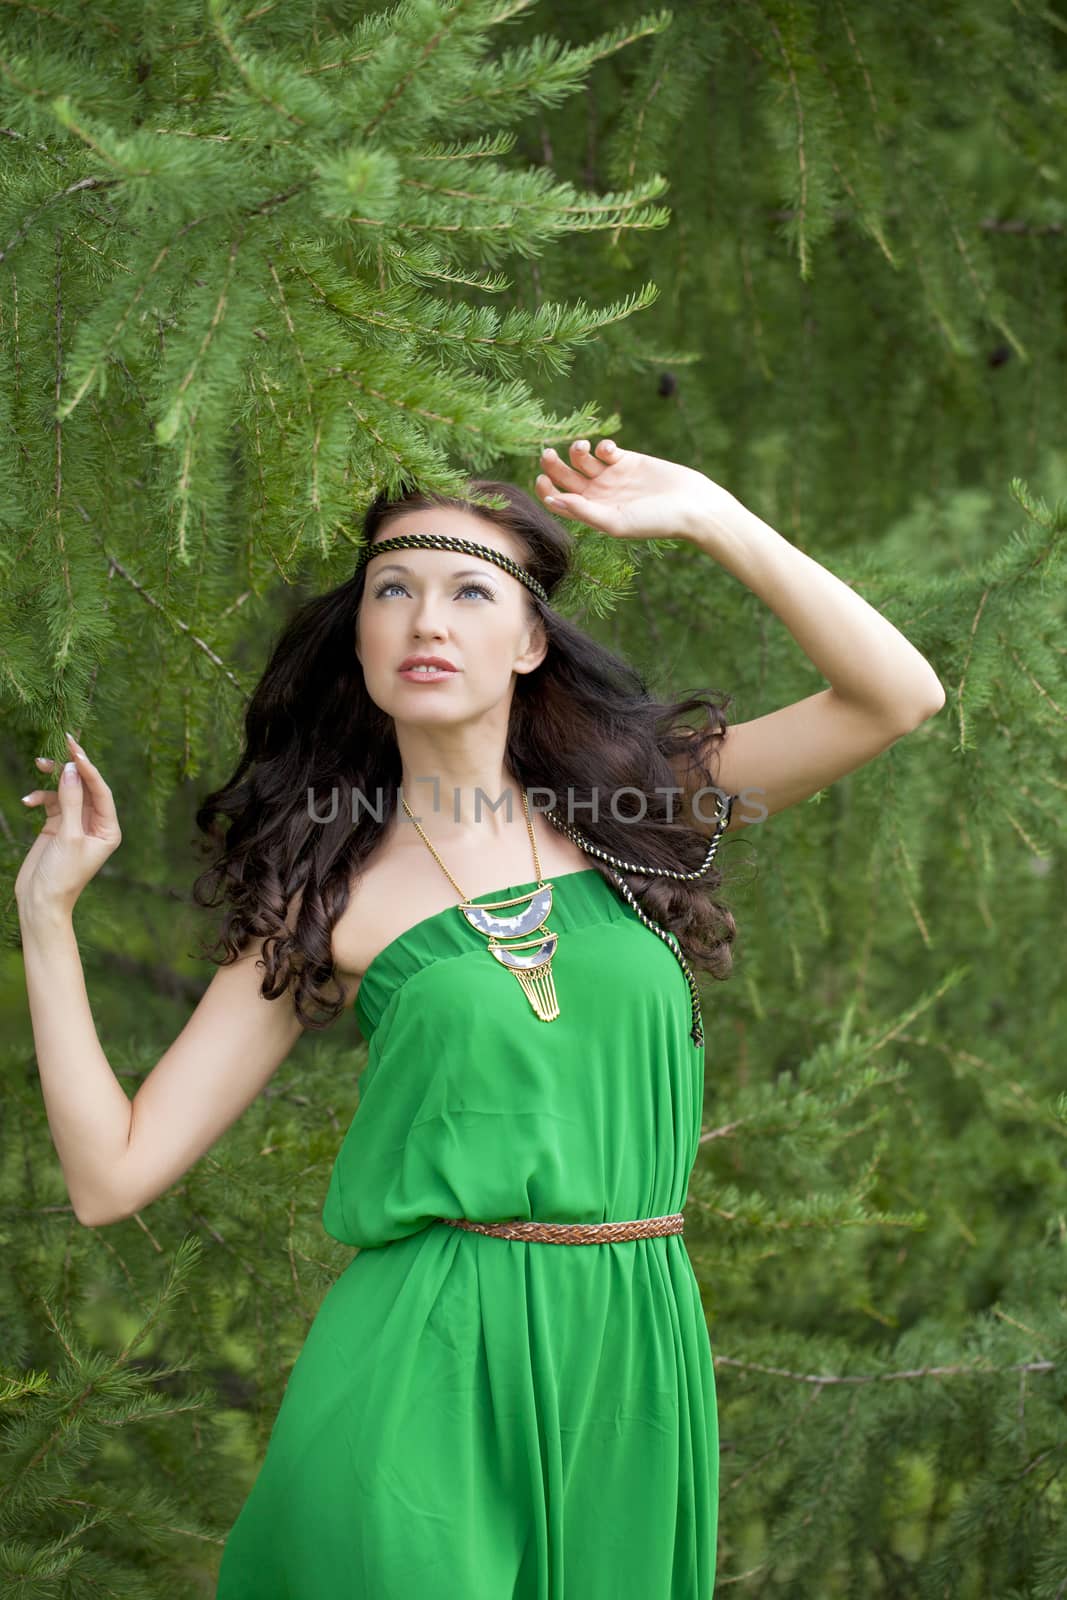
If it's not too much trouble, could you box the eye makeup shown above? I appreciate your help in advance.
[370,578,497,601]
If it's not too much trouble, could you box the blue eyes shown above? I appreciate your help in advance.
[371,581,495,602]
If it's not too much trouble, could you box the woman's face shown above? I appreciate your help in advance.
[354,508,547,723]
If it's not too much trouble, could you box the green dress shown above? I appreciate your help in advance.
[216,867,719,1598]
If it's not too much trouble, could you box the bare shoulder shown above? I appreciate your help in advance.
[329,852,409,1013]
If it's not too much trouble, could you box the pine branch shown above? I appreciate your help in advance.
[713,1354,1057,1385]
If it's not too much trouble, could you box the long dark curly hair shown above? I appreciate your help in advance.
[191,478,739,1029]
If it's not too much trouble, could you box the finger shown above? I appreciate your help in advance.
[595,439,621,462]
[21,787,60,812]
[539,447,599,492]
[35,756,56,770]
[538,472,600,512]
[541,490,618,534]
[56,759,84,837]
[567,439,606,479]
[66,744,118,817]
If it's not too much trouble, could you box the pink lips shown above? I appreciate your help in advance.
[398,655,457,672]
[398,662,458,682]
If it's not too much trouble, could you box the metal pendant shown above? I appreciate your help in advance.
[458,884,561,1022]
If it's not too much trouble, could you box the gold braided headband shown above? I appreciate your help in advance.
[355,532,550,606]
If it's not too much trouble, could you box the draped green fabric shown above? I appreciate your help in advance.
[216,868,719,1597]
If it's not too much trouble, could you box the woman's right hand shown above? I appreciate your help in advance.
[16,733,123,917]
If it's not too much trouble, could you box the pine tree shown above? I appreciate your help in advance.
[2,0,1066,1592]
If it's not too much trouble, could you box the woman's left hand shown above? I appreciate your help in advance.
[534,439,737,544]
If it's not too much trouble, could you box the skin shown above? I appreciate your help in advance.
[355,504,550,843]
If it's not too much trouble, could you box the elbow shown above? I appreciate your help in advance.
[901,678,947,732]
[924,666,947,713]
[73,1205,108,1228]
[72,1194,130,1228]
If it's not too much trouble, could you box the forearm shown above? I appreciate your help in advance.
[686,493,945,725]
[18,898,133,1226]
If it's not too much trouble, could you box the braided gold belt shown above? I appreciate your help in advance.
[437,1212,685,1244]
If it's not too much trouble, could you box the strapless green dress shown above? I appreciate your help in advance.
[216,868,719,1598]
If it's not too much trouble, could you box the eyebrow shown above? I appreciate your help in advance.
[370,563,498,581]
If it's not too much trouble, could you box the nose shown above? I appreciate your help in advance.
[409,594,450,638]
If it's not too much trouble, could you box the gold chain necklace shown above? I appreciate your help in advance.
[399,785,561,1022]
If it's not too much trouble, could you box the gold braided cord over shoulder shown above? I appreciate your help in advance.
[545,795,733,1048]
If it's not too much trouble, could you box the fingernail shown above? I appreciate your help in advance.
[21,794,33,804]
[62,761,79,784]
[35,756,52,767]
[65,731,84,755]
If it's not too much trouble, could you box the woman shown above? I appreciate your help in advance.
[16,439,945,1596]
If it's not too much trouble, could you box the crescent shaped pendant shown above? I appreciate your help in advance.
[487,932,559,970]
[458,882,554,938]
[457,883,561,1022]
